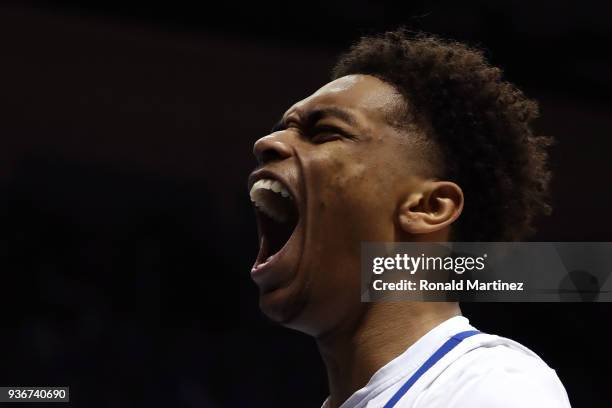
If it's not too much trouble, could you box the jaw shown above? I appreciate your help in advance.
[254,212,311,324]
[248,167,310,323]
[249,154,364,331]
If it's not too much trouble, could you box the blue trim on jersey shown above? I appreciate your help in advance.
[382,330,481,408]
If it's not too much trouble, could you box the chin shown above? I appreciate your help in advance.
[258,283,309,327]
[255,267,323,335]
[259,263,357,337]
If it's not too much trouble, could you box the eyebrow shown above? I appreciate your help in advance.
[271,107,358,132]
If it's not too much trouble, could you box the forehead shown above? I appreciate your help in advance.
[285,75,403,123]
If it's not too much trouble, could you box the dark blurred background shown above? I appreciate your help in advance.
[1,1,611,407]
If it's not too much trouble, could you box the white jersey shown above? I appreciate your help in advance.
[321,316,571,408]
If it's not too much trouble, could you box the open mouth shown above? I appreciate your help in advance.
[249,177,300,273]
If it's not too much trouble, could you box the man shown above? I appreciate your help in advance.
[247,29,570,407]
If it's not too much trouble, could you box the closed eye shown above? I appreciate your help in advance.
[307,126,340,143]
[270,117,357,143]
[310,125,356,143]
[271,121,287,133]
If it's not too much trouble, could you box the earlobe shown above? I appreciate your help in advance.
[397,181,464,236]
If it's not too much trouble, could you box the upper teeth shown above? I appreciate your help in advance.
[249,178,293,222]
[250,178,291,199]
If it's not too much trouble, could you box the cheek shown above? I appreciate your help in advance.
[303,144,396,239]
[307,148,366,207]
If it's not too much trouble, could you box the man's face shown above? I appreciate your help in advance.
[248,75,432,335]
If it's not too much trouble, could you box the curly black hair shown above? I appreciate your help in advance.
[332,29,552,241]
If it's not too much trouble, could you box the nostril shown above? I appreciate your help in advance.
[260,148,284,164]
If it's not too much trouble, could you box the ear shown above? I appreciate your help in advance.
[397,181,464,236]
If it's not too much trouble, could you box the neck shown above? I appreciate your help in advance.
[316,302,461,408]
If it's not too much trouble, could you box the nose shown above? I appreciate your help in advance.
[253,133,293,165]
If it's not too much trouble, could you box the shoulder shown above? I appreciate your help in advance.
[413,334,571,408]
